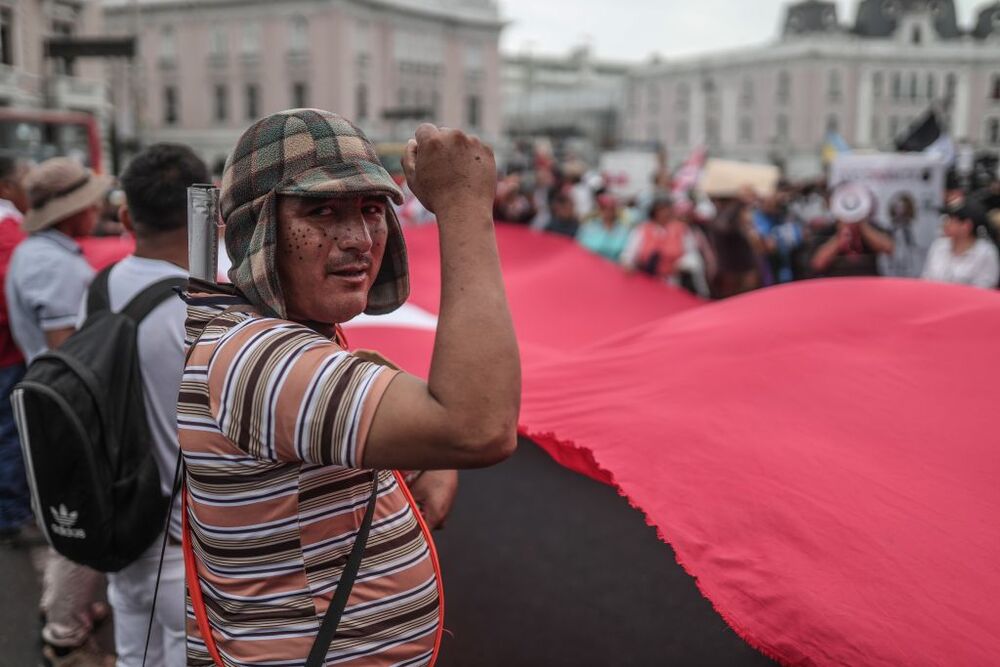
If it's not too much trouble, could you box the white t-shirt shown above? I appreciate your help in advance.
[80,256,187,537]
[922,237,1000,289]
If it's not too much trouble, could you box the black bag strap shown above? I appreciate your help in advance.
[85,265,115,315]
[305,472,380,667]
[142,450,184,667]
[121,277,188,323]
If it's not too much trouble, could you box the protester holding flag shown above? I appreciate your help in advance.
[5,157,113,666]
[577,192,632,261]
[179,110,517,666]
[622,196,709,296]
[922,199,1000,289]
[0,154,30,544]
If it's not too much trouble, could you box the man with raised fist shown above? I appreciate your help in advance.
[179,110,520,666]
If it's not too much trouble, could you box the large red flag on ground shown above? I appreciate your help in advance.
[85,226,1000,665]
[345,224,1000,667]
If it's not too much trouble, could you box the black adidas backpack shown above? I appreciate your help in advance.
[11,265,186,572]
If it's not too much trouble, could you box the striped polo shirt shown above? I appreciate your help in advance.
[179,289,442,666]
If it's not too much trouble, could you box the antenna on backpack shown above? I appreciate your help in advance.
[187,184,222,282]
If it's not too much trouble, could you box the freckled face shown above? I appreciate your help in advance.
[276,194,389,325]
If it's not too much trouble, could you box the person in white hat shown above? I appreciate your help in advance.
[4,156,114,667]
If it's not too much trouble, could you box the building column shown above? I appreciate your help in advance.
[953,70,971,140]
[855,67,874,148]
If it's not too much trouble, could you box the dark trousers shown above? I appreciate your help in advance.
[0,363,30,532]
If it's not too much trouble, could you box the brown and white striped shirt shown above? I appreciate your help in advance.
[179,288,442,666]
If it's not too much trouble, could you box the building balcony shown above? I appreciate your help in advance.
[49,75,107,112]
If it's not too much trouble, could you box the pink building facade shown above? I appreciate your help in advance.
[104,0,503,171]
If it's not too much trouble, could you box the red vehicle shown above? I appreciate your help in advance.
[0,108,103,173]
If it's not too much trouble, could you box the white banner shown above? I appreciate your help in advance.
[830,153,945,278]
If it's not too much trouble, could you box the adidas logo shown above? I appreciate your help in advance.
[49,504,86,539]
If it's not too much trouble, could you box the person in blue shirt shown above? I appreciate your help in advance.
[577,193,632,261]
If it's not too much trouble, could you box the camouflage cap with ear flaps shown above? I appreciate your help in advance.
[220,108,408,319]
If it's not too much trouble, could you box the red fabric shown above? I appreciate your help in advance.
[79,235,135,271]
[347,224,1000,666]
[0,215,26,367]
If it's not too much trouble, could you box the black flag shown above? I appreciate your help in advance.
[895,110,942,152]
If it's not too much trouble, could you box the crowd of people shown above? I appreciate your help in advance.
[440,155,1000,298]
[0,114,999,667]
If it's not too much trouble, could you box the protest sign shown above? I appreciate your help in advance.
[830,153,945,277]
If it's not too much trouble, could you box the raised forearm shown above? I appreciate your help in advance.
[429,204,521,453]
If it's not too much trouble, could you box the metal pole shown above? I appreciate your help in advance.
[187,184,221,282]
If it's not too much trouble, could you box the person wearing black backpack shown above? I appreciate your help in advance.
[5,156,114,667]
[76,145,210,667]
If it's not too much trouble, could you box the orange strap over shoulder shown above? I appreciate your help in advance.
[182,472,446,667]
[182,485,225,667]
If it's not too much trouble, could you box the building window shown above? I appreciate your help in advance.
[988,118,1000,145]
[826,114,840,134]
[164,86,178,125]
[466,94,481,128]
[676,82,690,112]
[946,72,957,99]
[927,73,936,100]
[675,120,689,144]
[776,70,791,104]
[706,117,720,146]
[213,84,228,123]
[909,72,918,101]
[245,84,258,120]
[871,116,880,144]
[210,26,227,59]
[160,25,177,63]
[891,72,902,100]
[431,90,441,118]
[741,77,754,105]
[912,26,922,44]
[739,117,754,143]
[889,116,899,139]
[242,23,261,56]
[292,82,308,108]
[828,70,842,103]
[872,71,883,98]
[647,84,659,114]
[0,7,14,66]
[356,83,368,121]
[991,74,1000,101]
[289,16,308,53]
[776,114,789,141]
[627,83,637,114]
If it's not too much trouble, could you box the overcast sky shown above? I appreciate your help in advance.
[499,0,985,61]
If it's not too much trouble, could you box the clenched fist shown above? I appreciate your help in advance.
[402,124,496,218]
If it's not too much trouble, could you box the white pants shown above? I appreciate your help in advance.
[107,539,185,667]
[40,548,107,647]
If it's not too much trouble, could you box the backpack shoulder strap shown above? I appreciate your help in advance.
[85,265,115,315]
[121,277,188,324]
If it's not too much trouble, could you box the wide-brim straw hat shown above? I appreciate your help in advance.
[23,157,111,233]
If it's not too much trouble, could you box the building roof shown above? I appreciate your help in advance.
[852,0,961,39]
[103,0,504,28]
[972,1,1000,38]
[782,0,840,37]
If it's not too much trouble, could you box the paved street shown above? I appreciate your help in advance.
[0,440,773,666]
